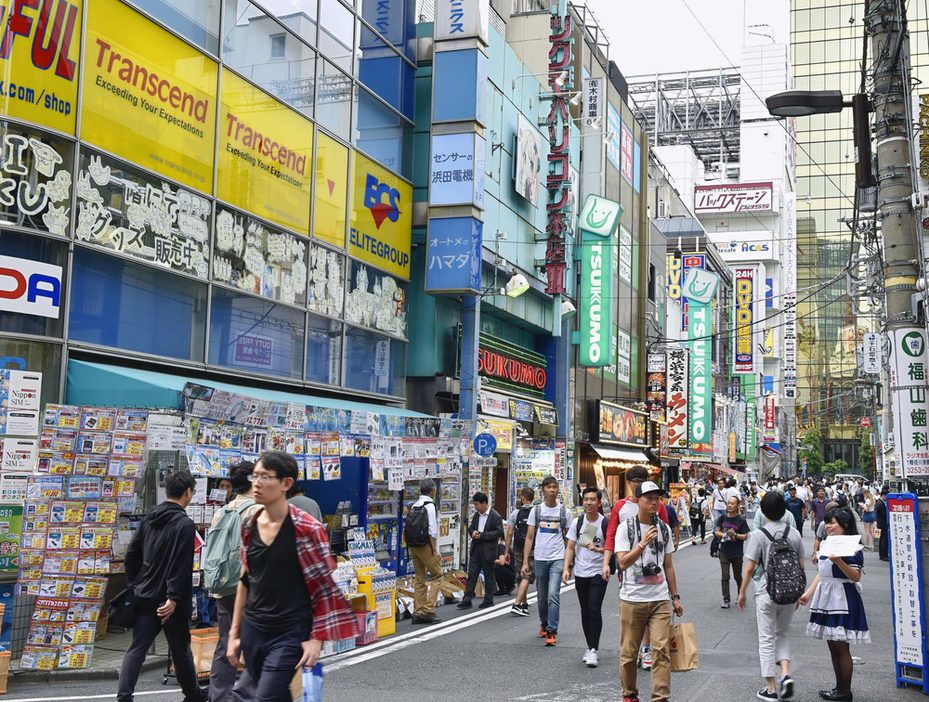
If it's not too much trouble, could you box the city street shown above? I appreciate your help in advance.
[1,531,916,702]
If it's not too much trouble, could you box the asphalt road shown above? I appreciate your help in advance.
[1,527,920,702]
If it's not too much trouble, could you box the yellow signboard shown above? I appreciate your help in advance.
[217,71,312,234]
[349,152,412,279]
[81,0,217,192]
[0,0,82,134]
[481,418,513,452]
[314,131,349,248]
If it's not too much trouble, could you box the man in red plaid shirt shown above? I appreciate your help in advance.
[227,451,354,701]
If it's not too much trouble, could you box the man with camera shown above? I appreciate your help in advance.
[615,481,684,702]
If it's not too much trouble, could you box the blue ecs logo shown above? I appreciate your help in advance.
[363,174,400,229]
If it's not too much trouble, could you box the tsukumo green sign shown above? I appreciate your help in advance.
[686,268,718,454]
[578,195,623,367]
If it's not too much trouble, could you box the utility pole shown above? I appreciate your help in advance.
[866,0,928,484]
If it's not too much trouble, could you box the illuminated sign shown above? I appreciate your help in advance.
[734,267,756,374]
[81,0,218,192]
[666,253,706,331]
[0,254,62,318]
[579,194,621,367]
[666,348,688,449]
[0,0,81,134]
[694,182,774,214]
[598,401,647,447]
[217,72,312,235]
[689,302,712,454]
[647,353,667,422]
[476,332,547,398]
[349,152,411,279]
[435,0,489,42]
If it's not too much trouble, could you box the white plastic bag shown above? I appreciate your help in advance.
[302,663,324,702]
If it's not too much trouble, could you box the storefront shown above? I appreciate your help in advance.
[578,401,652,505]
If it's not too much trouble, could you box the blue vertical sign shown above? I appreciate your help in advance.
[425,218,482,294]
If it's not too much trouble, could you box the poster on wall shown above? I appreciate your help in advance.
[597,401,647,447]
[514,114,543,207]
[646,353,667,423]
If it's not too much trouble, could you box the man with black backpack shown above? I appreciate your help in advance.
[504,487,535,616]
[737,491,807,701]
[406,478,442,624]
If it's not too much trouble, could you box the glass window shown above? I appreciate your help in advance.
[358,24,414,120]
[343,326,406,396]
[318,0,354,71]
[433,49,484,123]
[0,337,61,408]
[70,246,207,362]
[345,261,406,338]
[308,242,345,317]
[0,121,73,238]
[358,0,416,61]
[209,287,304,378]
[316,60,352,142]
[355,87,413,178]
[0,230,67,338]
[223,1,317,116]
[313,131,349,248]
[255,0,318,44]
[128,0,222,54]
[306,314,341,384]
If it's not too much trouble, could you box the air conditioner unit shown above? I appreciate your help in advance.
[657,200,668,218]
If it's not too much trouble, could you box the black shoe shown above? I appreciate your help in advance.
[419,611,440,623]
[457,599,473,609]
[478,600,494,609]
[819,690,852,701]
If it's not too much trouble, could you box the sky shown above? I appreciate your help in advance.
[580,0,750,78]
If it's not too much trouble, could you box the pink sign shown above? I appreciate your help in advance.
[620,124,634,185]
[234,335,272,366]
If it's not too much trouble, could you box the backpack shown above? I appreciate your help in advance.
[404,502,432,548]
[689,501,701,520]
[835,492,849,509]
[618,517,669,585]
[532,503,569,541]
[573,515,618,574]
[512,504,533,550]
[204,498,254,597]
[761,525,807,605]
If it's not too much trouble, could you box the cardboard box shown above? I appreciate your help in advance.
[0,650,9,695]
[443,572,465,591]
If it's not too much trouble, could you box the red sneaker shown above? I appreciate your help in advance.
[539,624,546,637]
[623,697,639,702]
[545,630,556,646]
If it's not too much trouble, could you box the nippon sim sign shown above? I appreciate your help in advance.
[0,255,62,319]
[350,152,412,279]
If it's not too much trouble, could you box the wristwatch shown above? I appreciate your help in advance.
[671,594,681,601]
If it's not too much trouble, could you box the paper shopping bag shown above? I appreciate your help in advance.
[669,621,699,672]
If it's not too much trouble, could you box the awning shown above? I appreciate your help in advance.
[66,360,432,418]
[714,464,745,476]
[590,444,649,463]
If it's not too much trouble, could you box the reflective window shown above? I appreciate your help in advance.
[313,132,349,248]
[209,287,304,378]
[70,246,207,362]
[129,0,222,54]
[0,337,61,408]
[0,230,67,338]
[254,0,318,44]
[433,49,488,124]
[306,314,341,384]
[344,326,406,396]
[345,261,406,338]
[223,1,317,116]
[318,0,355,71]
[358,24,413,120]
[355,87,413,178]
[358,0,416,61]
[316,60,352,141]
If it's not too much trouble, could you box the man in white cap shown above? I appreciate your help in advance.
[616,481,684,702]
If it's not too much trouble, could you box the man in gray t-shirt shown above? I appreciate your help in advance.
[737,492,806,702]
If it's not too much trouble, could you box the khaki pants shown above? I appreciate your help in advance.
[620,599,672,702]
[410,544,443,615]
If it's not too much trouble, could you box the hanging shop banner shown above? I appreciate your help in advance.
[81,0,218,192]
[889,328,929,477]
[429,133,484,208]
[617,329,632,385]
[742,375,757,459]
[217,72,313,235]
[478,391,509,418]
[0,255,63,319]
[434,0,490,42]
[425,217,482,294]
[0,0,82,135]
[666,348,688,449]
[666,253,706,332]
[349,152,412,280]
[578,194,622,367]
[582,77,604,125]
[783,192,797,398]
[597,401,647,447]
[514,114,542,208]
[646,353,667,422]
[606,103,621,169]
[694,182,774,214]
[476,332,547,399]
[620,122,634,185]
[689,301,713,454]
[734,266,757,374]
[764,394,776,443]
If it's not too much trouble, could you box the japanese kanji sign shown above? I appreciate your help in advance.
[583,77,604,125]
[425,217,482,294]
[889,328,929,477]
[666,348,689,449]
[429,133,484,208]
[694,182,774,214]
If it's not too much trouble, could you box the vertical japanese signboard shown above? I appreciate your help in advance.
[578,195,622,367]
[425,217,482,294]
[889,328,929,477]
[647,353,667,422]
[743,375,757,459]
[582,77,604,126]
[666,253,706,332]
[684,269,719,454]
[783,192,797,398]
[620,123,634,185]
[666,348,688,449]
[734,266,757,374]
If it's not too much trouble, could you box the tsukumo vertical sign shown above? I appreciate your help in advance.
[578,195,622,367]
[683,268,719,454]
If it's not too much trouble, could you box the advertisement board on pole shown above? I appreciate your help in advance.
[889,328,929,477]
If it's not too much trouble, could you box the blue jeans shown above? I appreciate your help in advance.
[241,619,311,702]
[534,558,564,633]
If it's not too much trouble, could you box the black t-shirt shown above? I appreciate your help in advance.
[715,514,749,559]
[244,515,312,632]
[496,542,514,572]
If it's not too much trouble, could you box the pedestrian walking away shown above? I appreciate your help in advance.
[713,496,749,608]
[860,489,876,551]
[227,452,356,702]
[563,486,609,667]
[738,491,806,701]
[407,478,443,624]
[459,492,504,610]
[615,481,684,702]
[522,476,569,646]
[689,488,709,546]
[504,487,536,616]
[874,487,889,561]
[118,471,203,702]
[799,508,871,701]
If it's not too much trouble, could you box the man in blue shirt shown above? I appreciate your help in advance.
[784,485,807,536]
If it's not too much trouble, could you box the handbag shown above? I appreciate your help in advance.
[709,536,720,558]
[669,620,699,672]
[108,588,136,629]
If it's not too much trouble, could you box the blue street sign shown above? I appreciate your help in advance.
[473,433,497,457]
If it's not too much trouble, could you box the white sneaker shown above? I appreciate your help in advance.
[582,648,592,665]
[586,649,598,668]
[641,648,653,670]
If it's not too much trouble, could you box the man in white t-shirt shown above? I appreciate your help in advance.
[522,476,569,647]
[711,478,733,524]
[616,481,684,702]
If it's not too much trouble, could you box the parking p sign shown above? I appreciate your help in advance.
[473,433,497,457]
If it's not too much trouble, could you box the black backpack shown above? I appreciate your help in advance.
[835,492,849,509]
[404,502,431,548]
[761,525,807,605]
[512,504,533,549]
[689,501,702,520]
[573,515,618,574]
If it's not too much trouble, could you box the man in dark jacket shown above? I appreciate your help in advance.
[118,471,201,702]
[875,486,889,561]
[457,492,504,610]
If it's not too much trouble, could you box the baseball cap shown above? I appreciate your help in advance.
[635,481,665,498]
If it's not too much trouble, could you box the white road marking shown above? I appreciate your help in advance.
[2,689,178,702]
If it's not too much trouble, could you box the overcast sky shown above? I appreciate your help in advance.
[581,0,748,78]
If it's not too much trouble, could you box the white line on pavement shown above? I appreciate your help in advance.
[1,689,178,702]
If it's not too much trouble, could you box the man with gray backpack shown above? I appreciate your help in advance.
[204,462,259,702]
[737,491,807,702]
